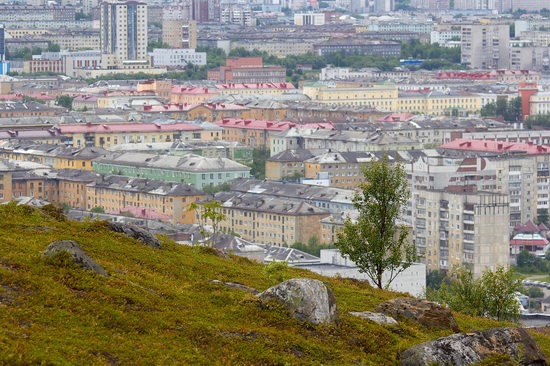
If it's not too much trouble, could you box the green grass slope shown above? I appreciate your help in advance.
[1,203,549,365]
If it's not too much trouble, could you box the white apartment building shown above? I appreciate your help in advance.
[294,13,325,26]
[461,24,510,69]
[531,92,550,115]
[100,1,148,68]
[221,6,253,27]
[149,48,206,67]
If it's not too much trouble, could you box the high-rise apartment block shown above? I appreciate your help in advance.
[100,1,148,68]
[416,188,510,278]
[461,24,510,69]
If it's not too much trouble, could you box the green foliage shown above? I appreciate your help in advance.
[147,40,170,53]
[262,260,289,285]
[528,286,545,299]
[1,203,550,364]
[400,39,462,64]
[22,95,46,104]
[75,11,92,21]
[516,250,547,273]
[202,182,231,196]
[250,148,269,179]
[481,97,522,122]
[90,206,105,213]
[55,95,74,110]
[187,200,227,247]
[291,241,336,257]
[428,266,522,322]
[525,114,550,129]
[334,154,419,289]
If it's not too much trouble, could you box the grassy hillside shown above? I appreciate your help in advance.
[1,203,550,365]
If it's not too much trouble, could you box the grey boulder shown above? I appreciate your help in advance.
[401,326,547,366]
[349,311,400,329]
[43,240,107,276]
[257,278,339,325]
[107,222,161,249]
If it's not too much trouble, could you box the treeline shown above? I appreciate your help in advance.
[6,42,61,60]
[480,97,522,123]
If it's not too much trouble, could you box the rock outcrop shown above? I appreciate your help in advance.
[375,297,459,332]
[401,326,548,366]
[43,240,107,276]
[257,278,339,325]
[107,222,161,249]
[349,311,400,330]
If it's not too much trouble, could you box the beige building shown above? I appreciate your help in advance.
[100,1,149,68]
[211,192,330,246]
[417,187,510,278]
[302,81,398,109]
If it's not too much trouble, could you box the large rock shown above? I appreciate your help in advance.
[43,240,107,276]
[107,222,161,249]
[349,311,400,330]
[401,327,548,366]
[375,297,459,332]
[257,278,339,325]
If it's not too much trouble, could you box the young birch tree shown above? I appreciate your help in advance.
[334,154,419,289]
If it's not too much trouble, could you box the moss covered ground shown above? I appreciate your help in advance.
[1,203,549,365]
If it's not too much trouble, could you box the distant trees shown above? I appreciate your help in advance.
[525,115,550,129]
[480,97,522,123]
[249,148,269,179]
[428,266,522,322]
[55,95,74,110]
[334,154,419,289]
[400,39,462,64]
[147,40,170,52]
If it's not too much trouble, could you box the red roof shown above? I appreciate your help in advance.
[214,118,296,131]
[143,102,249,112]
[539,223,549,231]
[518,220,540,233]
[215,82,295,90]
[440,139,550,155]
[376,113,415,122]
[59,122,202,134]
[170,86,217,95]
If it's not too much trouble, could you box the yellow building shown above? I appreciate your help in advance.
[170,86,219,104]
[137,79,172,99]
[53,147,109,171]
[86,176,204,225]
[301,81,399,109]
[59,122,205,148]
[205,192,330,246]
[396,90,482,116]
[142,103,251,122]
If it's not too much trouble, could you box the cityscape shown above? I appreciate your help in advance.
[3,0,550,362]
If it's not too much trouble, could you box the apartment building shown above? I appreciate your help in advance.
[417,187,510,278]
[100,1,149,68]
[230,39,316,57]
[142,103,249,122]
[149,49,207,67]
[207,57,286,84]
[266,149,317,181]
[301,81,399,109]
[313,39,401,57]
[92,152,250,189]
[209,192,330,246]
[214,118,297,149]
[229,177,355,214]
[303,130,423,152]
[509,46,550,71]
[304,151,376,189]
[86,175,204,224]
[58,122,204,148]
[461,24,510,69]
